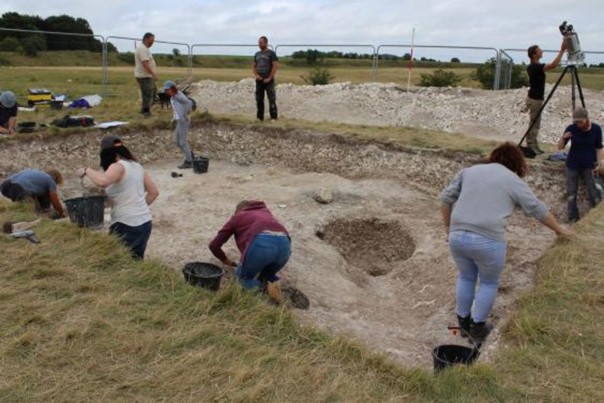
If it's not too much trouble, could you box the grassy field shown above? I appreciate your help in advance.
[1,197,602,401]
[2,50,604,103]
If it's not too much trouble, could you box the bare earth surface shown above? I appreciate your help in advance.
[139,159,554,367]
[1,79,587,368]
[192,79,604,144]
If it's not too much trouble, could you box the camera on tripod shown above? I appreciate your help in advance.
[559,21,585,65]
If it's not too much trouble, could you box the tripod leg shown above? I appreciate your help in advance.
[571,66,576,111]
[518,66,569,146]
[573,67,587,108]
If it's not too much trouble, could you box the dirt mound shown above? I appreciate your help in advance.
[191,79,604,145]
[320,218,415,276]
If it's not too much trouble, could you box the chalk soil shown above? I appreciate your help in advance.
[122,158,554,367]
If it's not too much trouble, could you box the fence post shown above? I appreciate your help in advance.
[101,36,108,97]
[185,44,192,76]
[494,50,501,90]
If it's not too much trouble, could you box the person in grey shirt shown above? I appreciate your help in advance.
[163,80,194,169]
[441,142,571,342]
[252,36,279,121]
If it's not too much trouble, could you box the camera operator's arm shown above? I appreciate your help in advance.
[544,40,567,72]
[558,131,572,150]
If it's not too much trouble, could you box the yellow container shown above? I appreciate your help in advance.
[27,88,52,107]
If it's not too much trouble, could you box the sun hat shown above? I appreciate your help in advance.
[0,91,17,108]
[100,135,122,150]
[162,80,176,92]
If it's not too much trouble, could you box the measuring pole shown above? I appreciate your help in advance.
[407,27,416,91]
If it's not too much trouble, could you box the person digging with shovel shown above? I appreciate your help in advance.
[209,200,291,304]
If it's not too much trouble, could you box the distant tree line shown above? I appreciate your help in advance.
[289,49,462,65]
[0,12,116,56]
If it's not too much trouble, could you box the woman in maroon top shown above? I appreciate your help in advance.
[209,200,291,302]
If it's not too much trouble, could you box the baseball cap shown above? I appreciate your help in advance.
[572,106,589,122]
[100,135,122,150]
[0,91,17,108]
[162,80,176,92]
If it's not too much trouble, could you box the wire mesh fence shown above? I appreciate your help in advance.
[1,26,603,100]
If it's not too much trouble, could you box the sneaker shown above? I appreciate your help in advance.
[266,281,284,305]
[468,320,493,343]
[457,315,471,338]
[535,147,545,155]
[178,161,193,169]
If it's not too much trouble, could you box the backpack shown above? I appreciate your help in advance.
[187,96,197,111]
[52,115,95,128]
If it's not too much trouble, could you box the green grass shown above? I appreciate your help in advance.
[0,51,604,95]
[0,202,497,402]
[1,194,603,401]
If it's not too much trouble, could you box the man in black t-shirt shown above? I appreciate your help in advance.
[253,36,279,121]
[0,91,17,135]
[525,41,566,154]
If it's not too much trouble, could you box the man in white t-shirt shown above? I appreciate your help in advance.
[134,32,158,117]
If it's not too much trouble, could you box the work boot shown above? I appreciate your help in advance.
[468,320,492,343]
[266,281,285,305]
[178,161,192,169]
[457,315,471,338]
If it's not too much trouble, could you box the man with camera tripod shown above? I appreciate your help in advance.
[525,40,567,154]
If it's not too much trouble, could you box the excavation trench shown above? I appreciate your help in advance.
[0,121,575,367]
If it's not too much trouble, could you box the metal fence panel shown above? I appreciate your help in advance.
[0,27,106,99]
[104,35,191,97]
[275,44,377,82]
[376,45,500,89]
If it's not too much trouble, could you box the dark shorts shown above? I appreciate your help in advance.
[109,220,153,260]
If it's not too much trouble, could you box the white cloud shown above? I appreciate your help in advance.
[0,0,602,62]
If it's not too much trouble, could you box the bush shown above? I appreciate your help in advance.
[419,69,462,87]
[117,52,135,64]
[22,35,46,57]
[301,68,335,86]
[0,37,21,52]
[473,58,529,90]
[451,57,461,63]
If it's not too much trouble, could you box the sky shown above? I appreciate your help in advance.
[1,0,603,63]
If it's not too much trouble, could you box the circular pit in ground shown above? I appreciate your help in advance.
[320,218,416,276]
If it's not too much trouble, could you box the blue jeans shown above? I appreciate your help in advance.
[109,221,152,260]
[236,233,291,289]
[449,230,507,323]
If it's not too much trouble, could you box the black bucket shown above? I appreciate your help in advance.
[64,196,105,228]
[192,157,209,174]
[432,344,480,372]
[182,262,224,291]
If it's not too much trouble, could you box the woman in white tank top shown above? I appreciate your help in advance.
[77,144,159,259]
